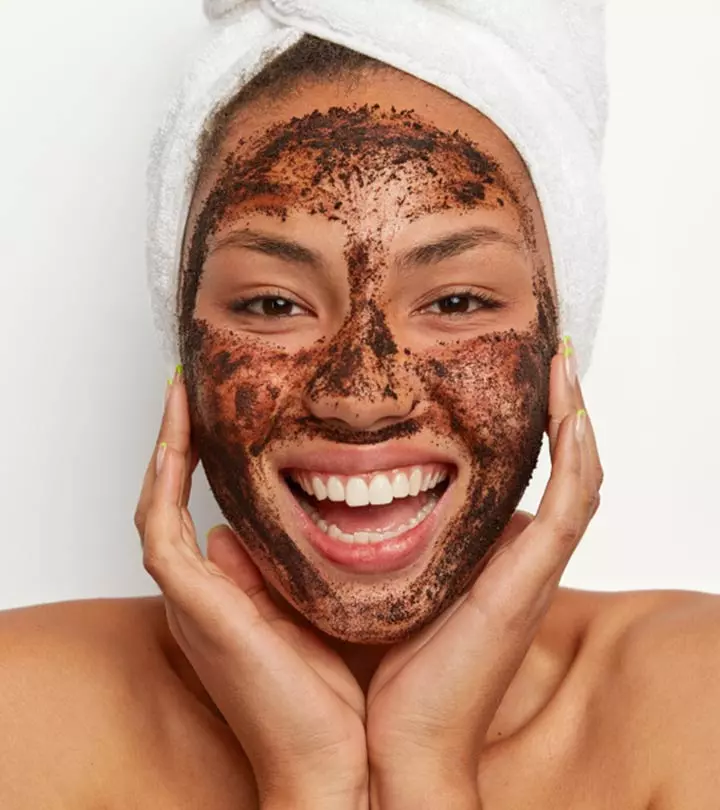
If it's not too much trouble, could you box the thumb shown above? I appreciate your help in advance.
[467,510,534,583]
[206,524,265,595]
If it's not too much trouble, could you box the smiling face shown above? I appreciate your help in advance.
[179,68,558,643]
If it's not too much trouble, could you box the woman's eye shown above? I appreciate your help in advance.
[231,296,305,317]
[425,293,500,315]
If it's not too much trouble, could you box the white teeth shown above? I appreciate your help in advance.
[298,493,439,545]
[346,477,370,507]
[391,472,410,499]
[292,466,450,507]
[311,476,328,501]
[327,476,345,502]
[368,474,394,505]
[408,467,423,496]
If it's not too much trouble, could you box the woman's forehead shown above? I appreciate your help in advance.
[185,68,555,296]
[198,69,536,204]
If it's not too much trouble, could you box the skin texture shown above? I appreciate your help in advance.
[178,70,559,643]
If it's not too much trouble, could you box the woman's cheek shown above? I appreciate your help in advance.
[416,334,544,438]
[183,324,292,442]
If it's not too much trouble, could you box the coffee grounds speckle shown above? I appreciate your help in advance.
[178,102,556,643]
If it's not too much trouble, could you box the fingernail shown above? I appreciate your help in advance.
[156,442,167,475]
[562,335,578,387]
[575,409,587,442]
[206,524,227,540]
[174,363,184,383]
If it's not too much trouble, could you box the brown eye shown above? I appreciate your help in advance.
[230,296,305,317]
[436,295,471,314]
[424,292,502,316]
[261,297,294,316]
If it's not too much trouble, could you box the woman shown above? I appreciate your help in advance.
[2,2,718,808]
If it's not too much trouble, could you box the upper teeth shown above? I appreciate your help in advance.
[289,465,449,508]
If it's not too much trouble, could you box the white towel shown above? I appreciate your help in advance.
[147,0,608,377]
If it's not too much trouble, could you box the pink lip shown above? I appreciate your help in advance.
[283,477,455,574]
[275,440,457,478]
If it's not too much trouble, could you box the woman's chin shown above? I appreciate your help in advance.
[285,586,442,645]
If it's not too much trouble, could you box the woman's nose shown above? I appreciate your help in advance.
[302,346,416,432]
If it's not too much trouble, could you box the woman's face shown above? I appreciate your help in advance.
[180,68,558,643]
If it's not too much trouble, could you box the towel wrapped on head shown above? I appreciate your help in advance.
[147,0,608,376]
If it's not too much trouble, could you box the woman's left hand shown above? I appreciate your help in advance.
[365,341,603,809]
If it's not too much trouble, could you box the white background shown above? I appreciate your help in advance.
[0,1,718,611]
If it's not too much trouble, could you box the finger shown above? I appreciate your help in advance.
[206,525,265,596]
[497,412,587,594]
[574,383,603,496]
[547,336,578,460]
[206,524,285,618]
[135,368,190,539]
[180,442,200,510]
[134,378,173,539]
[160,371,191,485]
[143,443,204,602]
[552,337,603,496]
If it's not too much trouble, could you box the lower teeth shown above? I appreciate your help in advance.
[298,494,439,545]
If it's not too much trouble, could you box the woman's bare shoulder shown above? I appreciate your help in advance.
[0,597,210,810]
[0,595,169,698]
[0,596,168,805]
[576,587,720,809]
[0,596,254,808]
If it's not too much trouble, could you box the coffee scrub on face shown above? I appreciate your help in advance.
[177,48,558,644]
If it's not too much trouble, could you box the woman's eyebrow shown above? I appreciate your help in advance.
[210,229,325,269]
[208,225,523,274]
[395,226,524,274]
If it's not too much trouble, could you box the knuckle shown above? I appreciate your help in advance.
[595,463,605,489]
[142,540,172,581]
[579,488,596,519]
[133,508,144,534]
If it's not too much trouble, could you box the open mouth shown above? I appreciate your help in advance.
[280,462,456,573]
[285,464,452,542]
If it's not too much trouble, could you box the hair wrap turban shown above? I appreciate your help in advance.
[147,0,609,377]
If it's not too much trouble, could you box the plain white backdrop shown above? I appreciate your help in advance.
[0,1,718,611]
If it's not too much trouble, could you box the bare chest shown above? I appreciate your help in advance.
[113,717,651,810]
[477,698,653,810]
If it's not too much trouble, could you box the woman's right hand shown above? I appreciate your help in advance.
[134,369,368,810]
